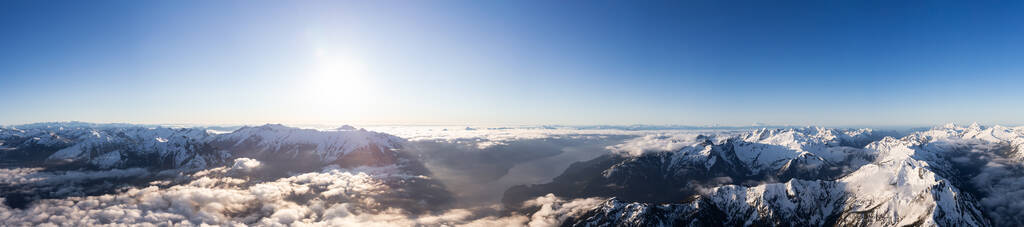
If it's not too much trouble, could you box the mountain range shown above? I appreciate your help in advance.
[517,124,1024,226]
[2,122,1023,226]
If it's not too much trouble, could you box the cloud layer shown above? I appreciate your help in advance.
[5,124,1024,226]
[0,159,604,226]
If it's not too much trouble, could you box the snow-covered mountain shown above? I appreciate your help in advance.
[6,122,1024,226]
[504,127,887,207]
[536,124,1024,226]
[0,122,452,213]
[0,123,409,171]
[733,127,880,175]
[912,123,1024,161]
[0,122,129,167]
[210,124,406,169]
[46,127,218,170]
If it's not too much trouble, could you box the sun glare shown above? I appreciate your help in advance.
[304,48,372,120]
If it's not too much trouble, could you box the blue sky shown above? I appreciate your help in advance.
[2,1,1023,126]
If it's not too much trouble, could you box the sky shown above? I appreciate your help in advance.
[1,1,1023,127]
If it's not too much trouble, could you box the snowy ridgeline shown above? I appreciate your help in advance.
[2,122,1024,226]
[0,123,404,170]
[557,123,1024,226]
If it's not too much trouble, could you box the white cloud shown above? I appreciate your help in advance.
[367,125,736,150]
[0,166,395,226]
[606,133,705,156]
[230,158,262,172]
[0,167,150,186]
[0,163,608,226]
[524,194,604,227]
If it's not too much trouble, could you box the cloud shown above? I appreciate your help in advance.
[919,129,1024,226]
[0,165,607,226]
[951,149,1024,226]
[6,125,978,226]
[523,194,605,227]
[410,135,635,208]
[367,125,736,149]
[0,165,410,225]
[231,158,262,172]
[605,133,705,156]
[0,168,150,186]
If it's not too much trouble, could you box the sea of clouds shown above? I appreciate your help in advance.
[0,126,734,226]
[0,157,607,226]
[3,125,1023,226]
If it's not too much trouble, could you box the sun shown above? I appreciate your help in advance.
[304,48,372,119]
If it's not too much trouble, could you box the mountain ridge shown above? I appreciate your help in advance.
[542,124,1024,226]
